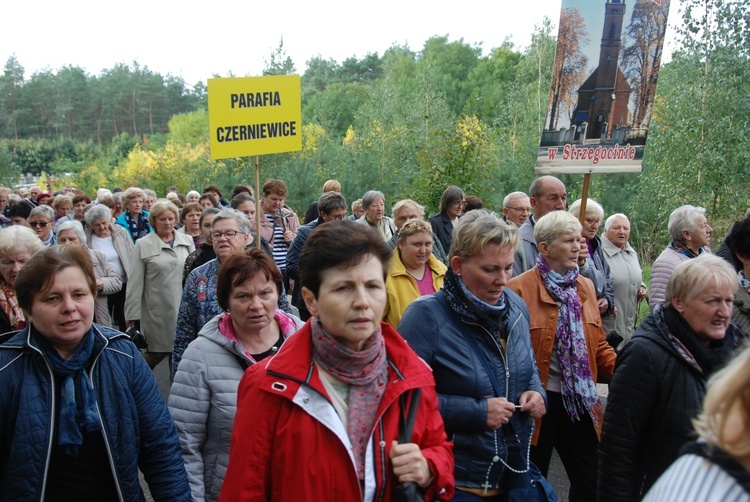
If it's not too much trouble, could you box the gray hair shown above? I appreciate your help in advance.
[97,188,113,200]
[143,189,157,199]
[84,204,112,226]
[439,186,465,212]
[666,253,737,306]
[186,190,201,200]
[212,208,251,235]
[0,226,44,259]
[668,205,707,243]
[29,205,54,221]
[56,220,87,245]
[534,211,582,245]
[568,198,604,220]
[604,213,630,231]
[362,190,385,210]
[503,191,528,208]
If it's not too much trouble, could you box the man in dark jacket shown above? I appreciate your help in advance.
[286,192,347,319]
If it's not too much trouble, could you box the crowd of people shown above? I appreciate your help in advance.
[0,176,748,501]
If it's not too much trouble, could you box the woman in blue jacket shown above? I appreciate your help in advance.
[399,210,547,500]
[0,245,190,501]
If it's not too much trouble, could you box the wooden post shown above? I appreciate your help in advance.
[579,173,591,225]
[255,155,261,249]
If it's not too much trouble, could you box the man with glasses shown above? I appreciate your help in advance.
[502,191,532,228]
[172,208,291,378]
[28,205,56,246]
[286,192,347,320]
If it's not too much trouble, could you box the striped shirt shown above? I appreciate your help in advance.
[644,454,750,502]
[266,213,287,271]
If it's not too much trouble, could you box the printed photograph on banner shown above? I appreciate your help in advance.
[536,0,671,174]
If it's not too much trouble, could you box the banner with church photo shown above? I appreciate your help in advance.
[536,0,672,174]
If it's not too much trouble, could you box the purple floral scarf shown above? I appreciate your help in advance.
[310,317,388,480]
[537,254,601,426]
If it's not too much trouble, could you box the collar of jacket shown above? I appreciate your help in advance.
[529,266,591,307]
[259,320,434,408]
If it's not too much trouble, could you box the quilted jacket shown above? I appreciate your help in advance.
[0,324,190,501]
[597,305,746,501]
[398,289,546,491]
[169,311,303,501]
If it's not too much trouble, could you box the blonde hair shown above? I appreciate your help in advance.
[148,200,180,228]
[322,179,341,192]
[534,211,582,245]
[666,254,737,307]
[693,344,750,459]
[449,210,519,260]
[568,198,604,220]
[398,220,433,243]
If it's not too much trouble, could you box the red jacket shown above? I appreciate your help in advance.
[220,321,454,501]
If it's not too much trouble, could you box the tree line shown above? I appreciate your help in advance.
[1,0,748,267]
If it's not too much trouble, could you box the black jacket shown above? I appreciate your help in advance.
[598,305,745,501]
[429,211,454,254]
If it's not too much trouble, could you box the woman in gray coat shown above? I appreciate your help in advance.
[168,248,303,501]
[125,201,194,369]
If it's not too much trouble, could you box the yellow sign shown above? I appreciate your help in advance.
[208,75,302,159]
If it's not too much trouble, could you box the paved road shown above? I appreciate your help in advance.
[142,357,585,501]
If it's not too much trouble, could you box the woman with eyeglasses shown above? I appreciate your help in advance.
[429,185,466,254]
[28,205,56,246]
[125,201,195,369]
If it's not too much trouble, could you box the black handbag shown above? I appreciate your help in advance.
[395,388,425,502]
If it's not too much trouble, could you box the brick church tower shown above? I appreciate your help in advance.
[573,0,632,140]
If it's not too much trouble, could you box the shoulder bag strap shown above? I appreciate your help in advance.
[398,388,422,444]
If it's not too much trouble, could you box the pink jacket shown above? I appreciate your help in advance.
[220,321,455,501]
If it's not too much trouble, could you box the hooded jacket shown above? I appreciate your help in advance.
[219,321,454,501]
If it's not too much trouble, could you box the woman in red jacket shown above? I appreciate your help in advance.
[221,220,454,501]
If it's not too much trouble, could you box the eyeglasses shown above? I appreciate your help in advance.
[507,206,532,214]
[453,201,467,208]
[211,230,242,241]
[30,221,50,228]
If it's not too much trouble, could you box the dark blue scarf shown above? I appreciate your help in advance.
[34,327,102,457]
[125,210,150,242]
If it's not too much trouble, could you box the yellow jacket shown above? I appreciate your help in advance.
[384,251,447,328]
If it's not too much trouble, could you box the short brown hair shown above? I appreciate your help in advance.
[216,248,283,311]
[180,202,204,222]
[203,184,223,198]
[262,179,287,197]
[299,220,392,297]
[16,245,96,315]
[148,200,180,228]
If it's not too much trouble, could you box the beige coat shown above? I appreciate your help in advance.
[124,231,194,352]
[86,223,135,280]
[88,247,122,328]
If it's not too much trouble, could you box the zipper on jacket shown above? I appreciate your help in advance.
[462,315,520,401]
[40,351,56,500]
[88,339,126,502]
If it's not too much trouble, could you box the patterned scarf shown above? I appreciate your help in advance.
[310,317,388,480]
[34,327,101,458]
[0,280,25,330]
[739,270,750,293]
[443,267,508,337]
[124,210,150,242]
[536,254,601,425]
[669,240,702,258]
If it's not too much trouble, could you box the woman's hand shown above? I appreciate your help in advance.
[486,397,516,429]
[96,278,104,291]
[389,441,433,488]
[519,390,546,419]
[637,285,648,301]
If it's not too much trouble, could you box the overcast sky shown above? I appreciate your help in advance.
[5,0,565,86]
[3,0,680,88]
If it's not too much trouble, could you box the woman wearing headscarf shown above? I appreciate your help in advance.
[508,210,617,501]
[598,254,745,500]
